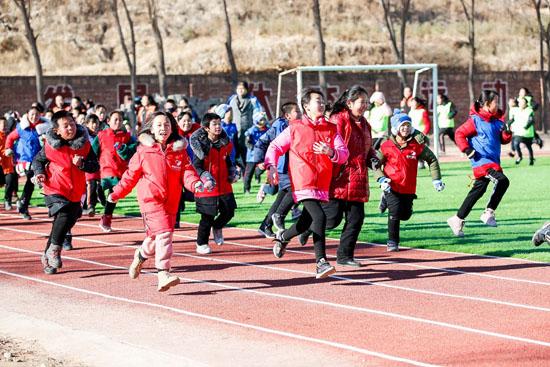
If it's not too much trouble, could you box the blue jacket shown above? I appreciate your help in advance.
[15,119,43,163]
[244,124,268,163]
[222,121,238,164]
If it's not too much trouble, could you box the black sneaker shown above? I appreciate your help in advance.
[316,258,336,279]
[515,158,522,165]
[21,211,32,220]
[387,242,399,252]
[529,158,535,166]
[272,232,288,258]
[298,230,311,246]
[532,222,550,247]
[336,258,363,268]
[271,213,285,233]
[62,232,73,251]
[379,192,388,214]
[45,244,63,269]
[258,222,275,238]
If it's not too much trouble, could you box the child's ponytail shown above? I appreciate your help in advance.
[329,85,368,117]
[474,90,499,111]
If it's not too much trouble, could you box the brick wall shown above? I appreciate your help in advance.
[0,70,545,130]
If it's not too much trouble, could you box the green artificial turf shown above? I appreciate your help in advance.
[9,156,550,262]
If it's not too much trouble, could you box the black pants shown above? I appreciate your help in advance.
[45,201,81,251]
[102,187,116,215]
[4,172,18,203]
[243,162,263,192]
[385,191,415,245]
[282,199,327,262]
[263,188,295,228]
[512,136,534,161]
[457,169,510,220]
[20,170,35,213]
[322,199,365,261]
[196,196,236,245]
[439,128,455,152]
[85,179,106,209]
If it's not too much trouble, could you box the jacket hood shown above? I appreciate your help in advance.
[20,114,47,130]
[189,127,229,160]
[470,104,504,122]
[45,124,89,150]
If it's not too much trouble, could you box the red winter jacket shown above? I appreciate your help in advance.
[380,137,425,195]
[329,110,376,203]
[96,128,133,179]
[41,127,92,202]
[110,135,200,215]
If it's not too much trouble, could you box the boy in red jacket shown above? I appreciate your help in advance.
[32,111,99,274]
[375,112,444,252]
[189,113,239,255]
[109,112,203,292]
[92,110,137,232]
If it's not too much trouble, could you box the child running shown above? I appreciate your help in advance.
[93,110,137,232]
[109,112,203,292]
[0,116,17,210]
[447,90,512,236]
[32,111,99,274]
[190,113,239,255]
[265,88,349,279]
[375,111,444,252]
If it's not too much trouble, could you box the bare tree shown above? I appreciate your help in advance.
[312,0,327,96]
[12,0,43,104]
[379,0,411,88]
[221,0,238,89]
[460,0,476,102]
[146,0,167,98]
[110,0,136,124]
[532,0,550,133]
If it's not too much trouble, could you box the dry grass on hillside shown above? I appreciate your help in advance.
[0,0,543,76]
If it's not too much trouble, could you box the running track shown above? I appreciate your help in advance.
[0,208,549,366]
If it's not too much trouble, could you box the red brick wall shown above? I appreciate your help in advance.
[0,70,545,130]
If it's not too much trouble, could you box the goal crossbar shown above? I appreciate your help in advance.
[276,64,441,157]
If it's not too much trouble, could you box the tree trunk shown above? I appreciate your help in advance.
[312,0,327,96]
[221,0,238,89]
[111,0,137,128]
[13,0,43,104]
[146,0,167,98]
[532,0,548,133]
[461,0,476,102]
[379,0,410,88]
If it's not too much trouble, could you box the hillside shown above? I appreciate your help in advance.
[0,0,542,76]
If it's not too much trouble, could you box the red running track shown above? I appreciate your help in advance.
[0,208,549,366]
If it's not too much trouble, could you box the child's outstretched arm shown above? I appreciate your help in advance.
[455,118,477,158]
[110,152,143,202]
[264,127,290,169]
[181,152,201,192]
[31,146,48,183]
[419,145,444,191]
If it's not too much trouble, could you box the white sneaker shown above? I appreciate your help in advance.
[480,209,497,227]
[447,215,465,237]
[196,244,212,254]
[212,228,224,246]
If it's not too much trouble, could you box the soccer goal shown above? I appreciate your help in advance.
[276,64,441,157]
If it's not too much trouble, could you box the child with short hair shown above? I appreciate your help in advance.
[375,111,444,252]
[0,116,17,210]
[109,112,202,292]
[190,113,239,255]
[82,114,105,217]
[92,110,137,232]
[243,111,269,194]
[32,110,99,274]
[447,90,512,236]
[265,89,349,279]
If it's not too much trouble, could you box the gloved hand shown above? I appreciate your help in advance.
[107,193,118,203]
[377,176,391,193]
[463,147,476,159]
[368,156,381,170]
[4,148,13,157]
[432,179,445,192]
[31,174,45,188]
[200,172,216,191]
[228,166,241,183]
[267,165,279,185]
[194,181,204,193]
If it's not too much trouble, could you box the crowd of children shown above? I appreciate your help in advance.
[0,82,547,291]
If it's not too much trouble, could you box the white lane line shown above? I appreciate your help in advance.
[1,225,549,313]
[2,241,550,349]
[0,268,438,367]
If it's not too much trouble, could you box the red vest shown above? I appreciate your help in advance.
[194,142,234,198]
[380,138,425,194]
[329,111,372,202]
[288,116,337,193]
[43,141,91,202]
[97,128,132,179]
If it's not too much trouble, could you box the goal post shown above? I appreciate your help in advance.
[275,64,441,157]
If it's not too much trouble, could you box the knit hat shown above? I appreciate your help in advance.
[215,104,231,119]
[253,111,267,125]
[370,91,386,104]
[390,109,413,135]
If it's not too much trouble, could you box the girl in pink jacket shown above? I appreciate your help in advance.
[265,89,349,279]
[109,112,203,292]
